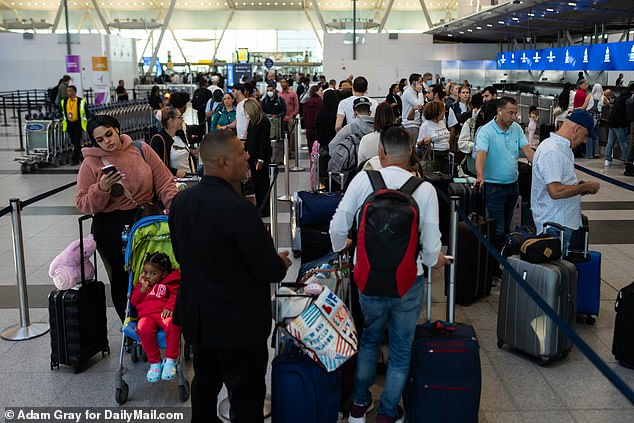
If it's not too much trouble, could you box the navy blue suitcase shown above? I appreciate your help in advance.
[403,264,482,423]
[403,324,481,423]
[271,342,341,423]
[566,227,601,324]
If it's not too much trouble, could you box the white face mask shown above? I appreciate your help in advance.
[266,91,274,98]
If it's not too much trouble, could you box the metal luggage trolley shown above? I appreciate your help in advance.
[15,119,56,173]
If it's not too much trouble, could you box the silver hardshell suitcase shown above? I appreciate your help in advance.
[497,255,577,365]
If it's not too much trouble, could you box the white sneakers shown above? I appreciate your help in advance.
[604,160,612,167]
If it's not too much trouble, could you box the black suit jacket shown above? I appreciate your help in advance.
[168,176,287,348]
[245,118,272,163]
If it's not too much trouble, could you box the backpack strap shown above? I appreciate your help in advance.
[366,170,386,192]
[400,176,423,196]
[133,140,146,161]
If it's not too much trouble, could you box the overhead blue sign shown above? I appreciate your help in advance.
[498,41,634,71]
[264,58,274,69]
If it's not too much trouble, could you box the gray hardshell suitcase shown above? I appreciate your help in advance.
[497,255,577,365]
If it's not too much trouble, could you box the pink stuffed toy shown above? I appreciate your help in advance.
[49,235,97,290]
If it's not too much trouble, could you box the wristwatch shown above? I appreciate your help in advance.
[257,159,264,164]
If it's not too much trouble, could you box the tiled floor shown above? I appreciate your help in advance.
[0,117,633,423]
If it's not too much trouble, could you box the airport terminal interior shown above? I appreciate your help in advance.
[2,0,634,422]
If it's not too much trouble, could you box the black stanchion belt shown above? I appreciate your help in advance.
[20,181,78,208]
[574,163,634,192]
[433,186,634,404]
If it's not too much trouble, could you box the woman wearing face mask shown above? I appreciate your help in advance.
[76,115,178,322]
[301,84,323,153]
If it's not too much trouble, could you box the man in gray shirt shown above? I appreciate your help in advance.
[531,109,600,254]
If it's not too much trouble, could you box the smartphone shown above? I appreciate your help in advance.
[102,165,118,175]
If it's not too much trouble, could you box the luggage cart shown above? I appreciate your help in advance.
[15,120,54,173]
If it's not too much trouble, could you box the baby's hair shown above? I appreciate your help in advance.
[144,252,172,272]
[529,106,538,114]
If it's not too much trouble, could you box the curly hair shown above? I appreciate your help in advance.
[423,100,445,121]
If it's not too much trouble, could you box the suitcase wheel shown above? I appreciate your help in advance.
[115,382,129,405]
[73,364,82,374]
[50,361,59,371]
[103,345,111,356]
[538,357,550,367]
[496,339,504,349]
[585,315,596,325]
[178,379,190,402]
[293,250,301,259]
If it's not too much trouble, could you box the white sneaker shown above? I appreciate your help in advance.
[604,160,612,167]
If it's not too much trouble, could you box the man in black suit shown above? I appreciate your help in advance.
[168,129,291,423]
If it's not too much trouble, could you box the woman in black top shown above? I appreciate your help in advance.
[149,85,163,110]
[316,89,340,179]
[385,83,402,120]
[244,99,272,212]
[149,106,196,177]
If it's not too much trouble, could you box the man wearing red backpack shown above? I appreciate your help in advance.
[330,125,449,423]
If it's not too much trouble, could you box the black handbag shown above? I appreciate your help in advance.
[520,236,562,263]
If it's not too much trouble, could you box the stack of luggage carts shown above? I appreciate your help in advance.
[116,215,190,404]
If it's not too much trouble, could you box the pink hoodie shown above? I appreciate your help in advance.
[76,134,178,214]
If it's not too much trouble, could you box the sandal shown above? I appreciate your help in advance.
[146,363,162,383]
[161,358,177,381]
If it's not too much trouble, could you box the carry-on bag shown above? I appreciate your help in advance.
[497,255,577,365]
[403,198,481,422]
[271,341,341,423]
[444,183,495,305]
[49,215,109,373]
[566,226,601,324]
[612,281,634,368]
[568,214,589,252]
[424,172,452,245]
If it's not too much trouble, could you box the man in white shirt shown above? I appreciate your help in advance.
[335,76,379,132]
[230,83,250,141]
[532,109,600,255]
[330,125,448,423]
[207,75,223,96]
[401,73,425,142]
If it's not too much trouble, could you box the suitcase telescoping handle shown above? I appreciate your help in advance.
[78,215,96,285]
[542,222,566,256]
[426,196,459,324]
[328,171,344,193]
[311,152,320,192]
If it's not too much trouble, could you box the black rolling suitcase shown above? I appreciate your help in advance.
[613,281,634,368]
[49,215,109,373]
[403,263,482,422]
[424,173,453,245]
[446,183,496,305]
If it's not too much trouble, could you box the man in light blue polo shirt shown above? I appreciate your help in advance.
[475,97,535,248]
[532,109,600,255]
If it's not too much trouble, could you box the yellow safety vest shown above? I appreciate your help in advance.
[61,97,87,132]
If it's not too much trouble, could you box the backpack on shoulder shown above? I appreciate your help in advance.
[191,88,211,112]
[354,170,423,298]
[327,132,363,189]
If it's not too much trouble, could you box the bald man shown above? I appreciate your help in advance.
[168,129,291,423]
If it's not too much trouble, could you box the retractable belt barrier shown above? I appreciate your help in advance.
[574,163,634,192]
[432,186,634,405]
[0,180,78,342]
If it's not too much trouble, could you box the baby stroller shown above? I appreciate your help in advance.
[115,215,190,404]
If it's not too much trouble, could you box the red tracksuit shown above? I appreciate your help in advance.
[130,269,182,364]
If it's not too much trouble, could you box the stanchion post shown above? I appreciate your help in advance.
[290,115,305,172]
[447,195,459,324]
[1,96,8,126]
[11,92,17,119]
[269,163,279,251]
[16,109,24,152]
[1,199,49,341]
[277,133,292,201]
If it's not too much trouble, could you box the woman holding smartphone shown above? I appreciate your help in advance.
[76,115,178,321]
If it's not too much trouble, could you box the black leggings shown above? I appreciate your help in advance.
[92,209,137,322]
[248,159,270,211]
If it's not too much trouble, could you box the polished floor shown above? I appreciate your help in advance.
[0,116,633,423]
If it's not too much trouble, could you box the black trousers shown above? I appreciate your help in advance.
[191,343,268,423]
[67,120,83,163]
[92,209,137,322]
[248,159,270,211]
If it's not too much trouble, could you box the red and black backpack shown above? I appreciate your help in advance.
[354,170,423,298]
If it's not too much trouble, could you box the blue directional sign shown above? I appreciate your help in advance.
[264,58,274,69]
[498,41,634,71]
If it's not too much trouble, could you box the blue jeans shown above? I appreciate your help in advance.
[585,122,599,158]
[544,225,573,257]
[485,183,519,248]
[606,127,628,162]
[352,275,424,417]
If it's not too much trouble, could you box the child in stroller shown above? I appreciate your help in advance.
[130,252,181,382]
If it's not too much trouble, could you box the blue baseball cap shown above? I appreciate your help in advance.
[566,109,594,134]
